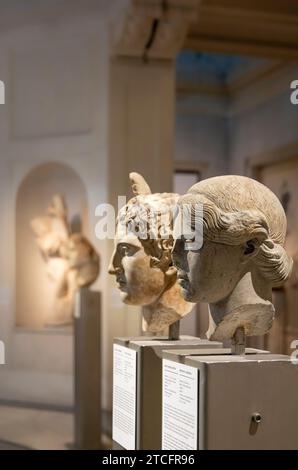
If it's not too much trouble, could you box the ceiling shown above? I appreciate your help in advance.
[176,52,263,82]
[0,0,110,35]
[0,0,297,62]
[184,0,298,60]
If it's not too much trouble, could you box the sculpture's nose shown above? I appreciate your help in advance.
[108,249,123,275]
[108,250,117,275]
[108,263,115,275]
[172,239,182,269]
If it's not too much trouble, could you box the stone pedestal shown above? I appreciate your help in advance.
[74,288,102,449]
[162,349,298,450]
[112,336,222,450]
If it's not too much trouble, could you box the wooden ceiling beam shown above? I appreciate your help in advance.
[184,35,298,61]
[184,3,298,61]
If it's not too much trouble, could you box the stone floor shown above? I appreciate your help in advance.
[0,440,30,450]
[0,404,73,450]
[0,403,112,450]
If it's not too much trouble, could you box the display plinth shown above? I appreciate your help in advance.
[74,288,102,449]
[112,335,222,450]
[162,350,298,450]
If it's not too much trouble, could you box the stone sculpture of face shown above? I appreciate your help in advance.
[172,237,246,304]
[109,231,166,306]
[172,175,293,341]
[109,172,194,333]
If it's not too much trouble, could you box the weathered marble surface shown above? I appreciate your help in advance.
[109,172,194,333]
[172,175,293,342]
[31,195,99,326]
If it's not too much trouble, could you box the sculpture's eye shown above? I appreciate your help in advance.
[119,244,130,256]
[183,236,195,245]
[244,239,256,255]
[181,235,201,252]
[118,244,139,257]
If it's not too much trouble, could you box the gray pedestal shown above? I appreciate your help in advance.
[112,335,222,450]
[162,350,298,450]
[74,288,102,449]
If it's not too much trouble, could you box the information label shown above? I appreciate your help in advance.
[112,344,137,450]
[162,359,198,450]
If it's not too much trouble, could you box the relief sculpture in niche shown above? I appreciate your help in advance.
[109,172,194,334]
[31,195,100,326]
[172,175,293,352]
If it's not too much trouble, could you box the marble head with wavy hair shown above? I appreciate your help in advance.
[109,172,194,333]
[173,175,293,342]
[180,175,292,287]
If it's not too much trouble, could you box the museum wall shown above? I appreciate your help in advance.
[104,57,175,399]
[228,65,298,174]
[175,53,229,177]
[175,57,298,182]
[0,7,109,406]
[175,112,228,176]
[0,1,178,412]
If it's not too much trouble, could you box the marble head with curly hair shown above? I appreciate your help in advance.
[109,172,194,333]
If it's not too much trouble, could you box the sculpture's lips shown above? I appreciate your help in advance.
[177,274,189,286]
[177,272,188,280]
[116,278,127,290]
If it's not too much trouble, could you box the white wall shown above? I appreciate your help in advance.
[0,1,178,412]
[0,9,109,407]
[175,63,298,179]
[175,110,229,176]
[229,86,298,174]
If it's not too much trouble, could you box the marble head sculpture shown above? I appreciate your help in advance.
[109,172,194,333]
[31,195,100,326]
[172,175,293,342]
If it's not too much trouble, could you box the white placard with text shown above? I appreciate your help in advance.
[112,344,137,450]
[162,359,198,450]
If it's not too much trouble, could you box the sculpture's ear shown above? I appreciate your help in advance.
[161,238,174,252]
[129,172,152,196]
[242,238,262,259]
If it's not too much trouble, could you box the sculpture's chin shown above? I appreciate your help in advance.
[119,291,133,303]
[120,291,148,305]
[178,279,211,303]
[178,281,195,302]
[181,289,195,302]
[118,284,163,306]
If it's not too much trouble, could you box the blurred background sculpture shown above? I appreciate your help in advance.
[31,195,100,326]
[172,175,293,351]
[109,172,194,335]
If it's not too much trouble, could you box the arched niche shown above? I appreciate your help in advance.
[16,162,88,328]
